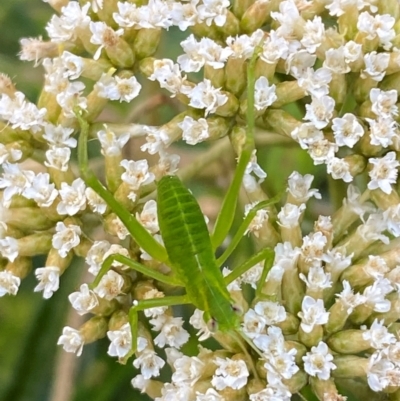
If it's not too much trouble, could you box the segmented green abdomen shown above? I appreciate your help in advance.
[157,175,239,331]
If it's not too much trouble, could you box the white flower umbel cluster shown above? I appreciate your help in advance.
[4,0,400,400]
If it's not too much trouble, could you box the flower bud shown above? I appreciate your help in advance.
[80,316,109,344]
[0,73,16,97]
[286,340,307,365]
[282,369,308,394]
[7,206,54,231]
[277,313,300,336]
[204,65,225,89]
[282,268,305,315]
[38,90,61,123]
[108,310,129,331]
[95,0,120,27]
[310,377,343,401]
[367,294,400,326]
[326,301,351,334]
[349,303,373,325]
[215,91,239,117]
[17,233,53,257]
[328,329,370,354]
[271,81,306,108]
[45,248,72,275]
[370,187,400,210]
[337,6,359,39]
[134,29,161,59]
[263,109,302,138]
[85,85,111,123]
[299,324,323,348]
[225,58,247,96]
[240,1,273,33]
[217,11,240,38]
[379,0,400,18]
[246,378,266,396]
[6,256,32,279]
[332,355,368,379]
[0,123,31,144]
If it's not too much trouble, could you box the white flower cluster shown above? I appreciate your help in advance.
[2,0,400,400]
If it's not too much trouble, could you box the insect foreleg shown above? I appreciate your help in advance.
[75,107,168,263]
[210,42,263,251]
[128,295,191,353]
[91,254,183,289]
[224,247,274,285]
[217,195,281,266]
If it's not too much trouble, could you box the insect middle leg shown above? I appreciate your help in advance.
[91,253,183,289]
[129,295,191,353]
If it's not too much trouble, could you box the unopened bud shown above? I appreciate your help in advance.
[80,316,108,344]
[328,329,370,354]
[134,29,161,59]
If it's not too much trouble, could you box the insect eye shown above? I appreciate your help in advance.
[207,318,219,333]
[232,304,243,315]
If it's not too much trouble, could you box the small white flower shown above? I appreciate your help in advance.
[85,187,107,214]
[0,236,19,262]
[361,51,390,82]
[44,146,71,172]
[89,21,124,60]
[52,222,81,258]
[107,323,132,358]
[0,163,34,207]
[136,200,159,234]
[68,283,99,315]
[151,315,190,348]
[298,296,329,333]
[361,319,396,350]
[94,270,125,300]
[97,128,130,157]
[0,270,20,296]
[133,349,165,379]
[370,88,398,118]
[304,95,335,129]
[242,308,267,338]
[287,171,321,202]
[368,151,399,194]
[211,357,249,390]
[332,113,364,148]
[303,341,336,380]
[254,300,287,325]
[57,178,87,216]
[172,354,205,386]
[121,159,155,201]
[34,266,60,299]
[178,116,210,145]
[86,240,111,275]
[95,74,141,102]
[185,79,227,115]
[254,76,277,111]
[189,309,212,341]
[43,123,77,148]
[142,289,167,317]
[23,172,58,208]
[57,326,84,356]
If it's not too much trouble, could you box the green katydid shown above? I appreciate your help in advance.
[75,40,279,358]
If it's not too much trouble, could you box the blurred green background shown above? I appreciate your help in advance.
[0,1,342,401]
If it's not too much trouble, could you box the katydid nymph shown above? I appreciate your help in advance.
[76,42,278,361]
